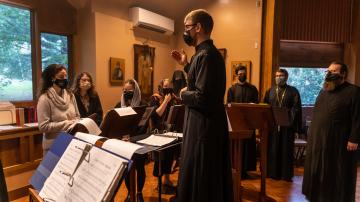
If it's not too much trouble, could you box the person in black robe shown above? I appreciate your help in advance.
[72,72,103,126]
[227,65,258,178]
[302,62,360,202]
[171,9,233,202]
[264,68,302,181]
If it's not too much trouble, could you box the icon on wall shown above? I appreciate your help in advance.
[134,44,155,98]
[109,57,125,86]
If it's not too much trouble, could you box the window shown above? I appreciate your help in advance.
[283,67,327,106]
[0,4,32,101]
[41,33,69,70]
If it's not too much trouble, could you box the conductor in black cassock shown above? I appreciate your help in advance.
[227,65,258,177]
[264,69,302,181]
[171,9,233,202]
[302,62,360,202]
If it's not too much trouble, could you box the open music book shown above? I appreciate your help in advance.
[136,131,182,147]
[31,132,143,202]
[67,118,101,135]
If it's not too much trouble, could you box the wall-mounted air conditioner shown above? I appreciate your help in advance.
[130,7,174,35]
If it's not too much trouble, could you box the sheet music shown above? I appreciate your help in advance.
[114,107,137,116]
[137,135,177,147]
[161,132,183,138]
[57,146,127,202]
[102,139,143,159]
[75,132,105,145]
[39,139,88,200]
[77,118,101,135]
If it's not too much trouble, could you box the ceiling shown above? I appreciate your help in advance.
[67,0,217,21]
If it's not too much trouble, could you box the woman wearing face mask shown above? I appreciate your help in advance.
[72,72,103,126]
[37,64,80,155]
[114,79,147,202]
[114,79,143,108]
[171,70,187,97]
[150,78,181,193]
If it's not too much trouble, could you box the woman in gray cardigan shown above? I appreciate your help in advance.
[37,64,80,155]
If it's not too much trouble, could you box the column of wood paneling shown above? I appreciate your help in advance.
[259,0,281,100]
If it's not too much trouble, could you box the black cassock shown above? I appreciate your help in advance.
[302,82,360,202]
[175,40,233,202]
[227,82,258,172]
[264,84,302,180]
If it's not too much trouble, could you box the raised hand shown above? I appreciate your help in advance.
[171,49,188,66]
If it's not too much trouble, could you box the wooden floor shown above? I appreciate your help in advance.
[10,162,360,202]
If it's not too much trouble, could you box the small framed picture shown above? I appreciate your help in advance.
[109,57,125,86]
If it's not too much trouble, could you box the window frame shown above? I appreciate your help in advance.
[0,2,73,107]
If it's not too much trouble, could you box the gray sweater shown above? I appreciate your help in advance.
[37,87,80,152]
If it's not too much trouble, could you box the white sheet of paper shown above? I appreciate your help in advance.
[114,107,137,116]
[136,135,177,147]
[0,125,21,131]
[102,139,143,159]
[39,139,88,200]
[57,146,127,202]
[161,132,183,138]
[24,122,38,127]
[77,118,101,135]
[75,132,105,145]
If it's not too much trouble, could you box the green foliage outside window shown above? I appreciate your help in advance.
[283,67,327,106]
[41,33,68,70]
[0,4,32,101]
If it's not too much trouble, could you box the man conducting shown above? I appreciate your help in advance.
[302,61,360,202]
[171,9,233,202]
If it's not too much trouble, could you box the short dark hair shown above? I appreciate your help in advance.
[276,68,288,78]
[185,9,213,34]
[330,61,348,75]
[235,65,247,75]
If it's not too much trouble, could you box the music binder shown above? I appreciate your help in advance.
[30,132,142,202]
[100,106,152,138]
[67,117,101,135]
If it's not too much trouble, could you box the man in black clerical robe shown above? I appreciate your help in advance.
[302,62,360,202]
[171,9,233,202]
[264,68,302,181]
[227,65,258,177]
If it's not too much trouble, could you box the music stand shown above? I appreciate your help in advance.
[100,106,147,138]
[226,103,276,202]
[165,104,185,132]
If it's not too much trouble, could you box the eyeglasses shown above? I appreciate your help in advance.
[184,23,197,31]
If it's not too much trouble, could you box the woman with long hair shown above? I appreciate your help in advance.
[37,64,80,154]
[72,72,103,126]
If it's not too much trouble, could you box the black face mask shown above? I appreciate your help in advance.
[238,75,246,83]
[162,88,174,96]
[325,72,342,82]
[54,79,68,89]
[173,80,184,92]
[183,31,194,46]
[124,90,134,100]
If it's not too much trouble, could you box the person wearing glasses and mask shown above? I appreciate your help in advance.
[227,65,258,178]
[302,62,360,202]
[37,64,80,155]
[171,9,233,202]
[73,72,103,126]
[264,68,302,182]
